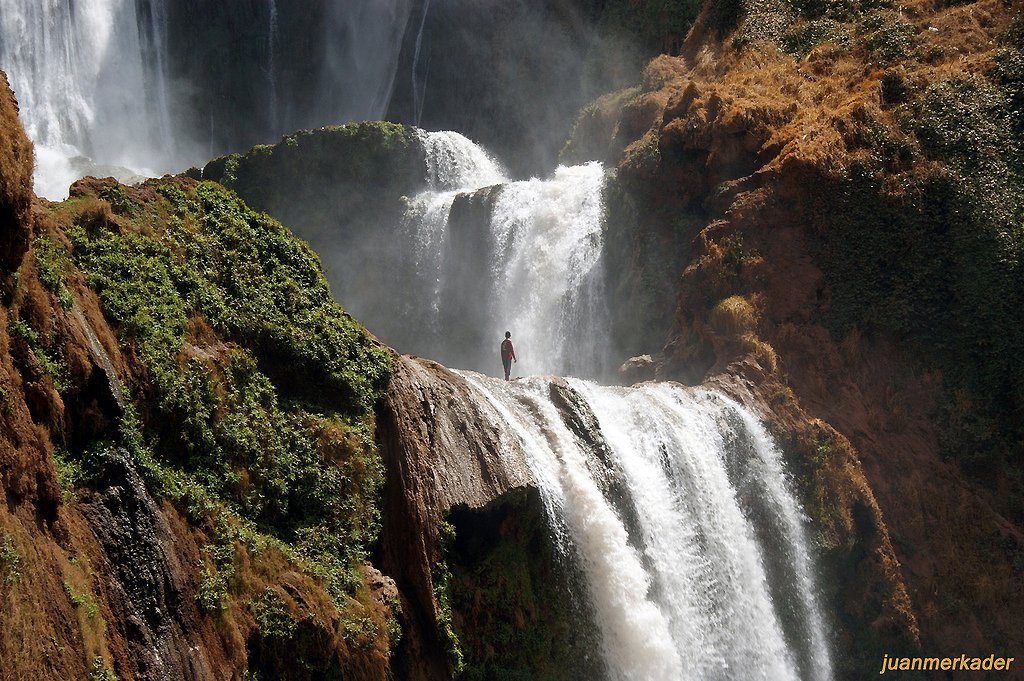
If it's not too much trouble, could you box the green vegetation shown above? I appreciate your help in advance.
[0,533,21,586]
[859,10,919,65]
[98,184,137,218]
[52,447,85,504]
[33,236,73,309]
[48,178,392,608]
[63,581,99,619]
[714,0,924,62]
[249,589,298,640]
[206,122,422,205]
[8,316,69,392]
[780,18,850,57]
[88,656,118,681]
[197,534,236,612]
[432,520,465,677]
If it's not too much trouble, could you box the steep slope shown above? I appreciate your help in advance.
[565,0,1024,672]
[0,72,403,680]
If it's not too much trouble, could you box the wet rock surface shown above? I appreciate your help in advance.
[80,450,216,681]
[376,355,532,681]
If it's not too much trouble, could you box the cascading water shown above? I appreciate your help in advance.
[0,0,167,199]
[458,372,835,681]
[397,130,609,377]
[0,0,416,199]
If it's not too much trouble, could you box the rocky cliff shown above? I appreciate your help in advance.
[563,0,1023,673]
[0,71,600,681]
[3,0,1023,677]
[0,72,407,679]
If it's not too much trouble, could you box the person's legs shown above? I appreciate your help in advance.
[503,358,512,380]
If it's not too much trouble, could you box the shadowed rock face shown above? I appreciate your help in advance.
[0,70,31,270]
[80,450,215,681]
[376,355,532,680]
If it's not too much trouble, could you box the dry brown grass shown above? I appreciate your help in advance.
[0,70,33,269]
[709,294,757,336]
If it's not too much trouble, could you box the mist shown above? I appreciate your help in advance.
[0,0,679,199]
[0,0,419,199]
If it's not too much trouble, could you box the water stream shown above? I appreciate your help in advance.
[0,0,416,198]
[389,130,609,377]
[460,373,835,681]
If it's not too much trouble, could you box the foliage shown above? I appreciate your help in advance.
[88,656,118,681]
[809,65,1024,517]
[249,589,298,640]
[709,295,757,336]
[8,316,69,392]
[432,520,465,677]
[197,534,235,612]
[0,533,21,586]
[33,236,73,309]
[859,10,919,65]
[780,18,850,57]
[53,447,85,504]
[98,184,137,218]
[993,13,1024,137]
[52,178,392,606]
[63,581,99,619]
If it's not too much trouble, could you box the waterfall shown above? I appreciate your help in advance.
[267,0,279,133]
[395,130,609,378]
[411,0,432,127]
[0,1,415,199]
[0,0,161,199]
[459,372,835,681]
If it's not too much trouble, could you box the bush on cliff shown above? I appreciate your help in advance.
[51,178,392,599]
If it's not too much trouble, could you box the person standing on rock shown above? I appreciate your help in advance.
[501,331,517,381]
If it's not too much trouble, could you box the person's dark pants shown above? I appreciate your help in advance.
[503,358,512,380]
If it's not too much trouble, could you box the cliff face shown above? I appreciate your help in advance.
[0,71,581,680]
[375,356,533,680]
[0,72,404,679]
[566,0,1023,672]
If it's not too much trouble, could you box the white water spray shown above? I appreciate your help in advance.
[0,0,164,198]
[459,372,835,681]
[396,130,608,377]
[0,0,415,199]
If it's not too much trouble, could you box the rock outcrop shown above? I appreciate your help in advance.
[0,73,399,678]
[565,0,1024,674]
[0,71,31,271]
[376,355,532,680]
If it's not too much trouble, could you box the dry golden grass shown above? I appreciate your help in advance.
[709,295,757,336]
[740,332,779,373]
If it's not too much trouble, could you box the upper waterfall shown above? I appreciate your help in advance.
[0,0,416,199]
[390,130,609,378]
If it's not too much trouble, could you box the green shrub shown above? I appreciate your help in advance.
[8,317,69,392]
[860,10,919,65]
[88,655,118,681]
[55,179,392,602]
[249,589,297,640]
[33,236,73,309]
[781,18,851,57]
[0,533,21,586]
